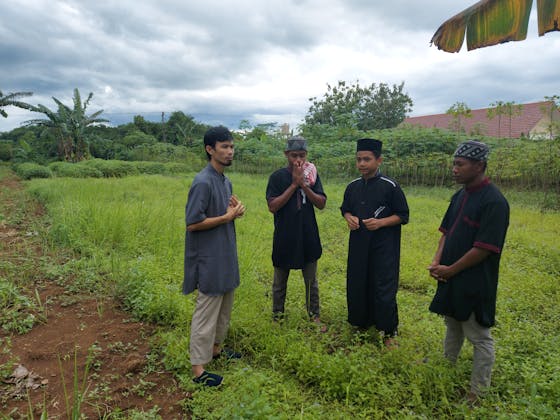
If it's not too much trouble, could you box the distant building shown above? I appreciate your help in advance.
[280,123,291,137]
[403,101,559,139]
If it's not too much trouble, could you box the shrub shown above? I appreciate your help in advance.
[133,161,167,175]
[14,162,52,180]
[48,161,103,178]
[163,162,191,174]
[82,159,139,177]
[0,142,13,161]
[127,143,195,163]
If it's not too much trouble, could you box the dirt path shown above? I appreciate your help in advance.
[0,171,190,419]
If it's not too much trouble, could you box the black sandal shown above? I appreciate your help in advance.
[193,370,223,387]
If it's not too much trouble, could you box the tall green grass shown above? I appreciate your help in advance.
[25,173,560,418]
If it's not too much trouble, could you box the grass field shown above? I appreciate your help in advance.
[22,172,560,418]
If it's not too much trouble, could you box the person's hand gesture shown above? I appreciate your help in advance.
[227,195,245,220]
[362,217,384,231]
[291,161,305,187]
[344,213,360,230]
[427,263,450,282]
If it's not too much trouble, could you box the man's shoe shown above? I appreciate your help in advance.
[193,371,223,387]
[272,312,285,323]
[383,337,399,350]
[212,348,242,360]
[311,315,328,333]
[466,391,481,408]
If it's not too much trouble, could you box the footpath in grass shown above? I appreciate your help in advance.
[0,168,189,419]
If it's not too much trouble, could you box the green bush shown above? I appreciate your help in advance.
[49,161,103,178]
[133,161,167,175]
[235,125,560,189]
[134,160,216,176]
[0,142,13,161]
[14,162,52,180]
[126,142,199,163]
[163,162,191,174]
[82,159,139,177]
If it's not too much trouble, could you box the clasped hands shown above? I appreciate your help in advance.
[427,262,451,282]
[291,161,305,188]
[227,195,246,220]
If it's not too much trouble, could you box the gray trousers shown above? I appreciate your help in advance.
[444,313,495,395]
[190,290,234,366]
[273,261,320,317]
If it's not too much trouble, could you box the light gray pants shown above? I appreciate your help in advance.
[190,290,234,366]
[272,261,320,317]
[444,313,495,395]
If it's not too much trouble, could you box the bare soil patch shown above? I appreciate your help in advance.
[0,172,190,419]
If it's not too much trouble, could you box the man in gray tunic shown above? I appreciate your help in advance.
[183,126,245,387]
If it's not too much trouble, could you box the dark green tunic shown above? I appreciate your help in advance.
[429,179,509,327]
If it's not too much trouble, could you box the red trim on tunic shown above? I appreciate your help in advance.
[448,194,469,236]
[446,178,490,237]
[466,177,490,193]
[463,216,480,228]
[474,241,501,254]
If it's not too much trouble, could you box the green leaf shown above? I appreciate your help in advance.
[538,0,560,35]
[431,0,559,52]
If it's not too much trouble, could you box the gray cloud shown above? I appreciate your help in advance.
[1,0,558,132]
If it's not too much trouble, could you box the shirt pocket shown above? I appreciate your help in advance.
[373,204,391,219]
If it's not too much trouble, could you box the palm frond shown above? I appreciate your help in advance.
[0,90,34,117]
[0,91,33,102]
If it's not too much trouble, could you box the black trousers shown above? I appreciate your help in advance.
[272,261,320,317]
[346,230,399,333]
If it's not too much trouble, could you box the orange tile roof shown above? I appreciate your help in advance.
[403,101,555,138]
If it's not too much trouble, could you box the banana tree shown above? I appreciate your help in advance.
[25,88,108,161]
[431,0,560,52]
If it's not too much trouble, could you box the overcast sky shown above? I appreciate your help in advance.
[1,0,558,132]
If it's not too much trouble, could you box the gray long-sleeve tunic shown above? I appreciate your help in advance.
[183,164,240,296]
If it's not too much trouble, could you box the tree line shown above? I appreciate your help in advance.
[1,84,559,203]
[0,82,414,163]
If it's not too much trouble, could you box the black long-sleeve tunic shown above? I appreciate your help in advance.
[340,172,409,331]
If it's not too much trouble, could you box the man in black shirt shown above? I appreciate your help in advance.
[428,139,510,403]
[266,136,327,329]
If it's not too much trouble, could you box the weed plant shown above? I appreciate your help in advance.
[24,172,560,418]
[58,346,96,420]
[0,278,37,334]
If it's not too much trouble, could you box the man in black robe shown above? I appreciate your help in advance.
[340,139,409,347]
[341,138,409,347]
